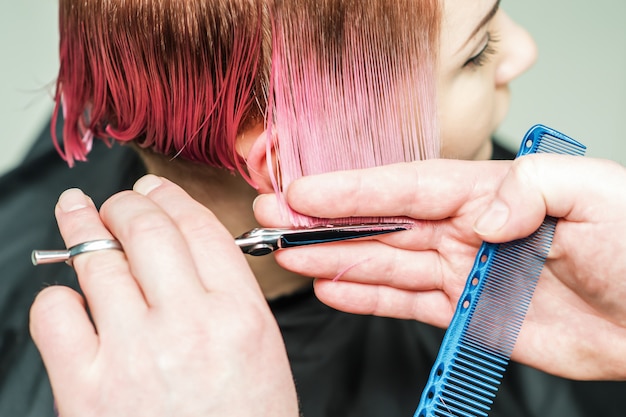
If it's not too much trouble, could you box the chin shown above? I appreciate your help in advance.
[439,137,490,160]
[473,139,493,160]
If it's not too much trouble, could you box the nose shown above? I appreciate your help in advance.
[495,11,538,87]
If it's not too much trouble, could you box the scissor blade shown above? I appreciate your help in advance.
[278,223,412,248]
[235,223,412,256]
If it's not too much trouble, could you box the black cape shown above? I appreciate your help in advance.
[1,122,624,416]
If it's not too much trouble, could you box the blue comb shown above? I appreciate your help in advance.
[413,124,586,417]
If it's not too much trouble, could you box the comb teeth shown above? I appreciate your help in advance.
[415,221,555,417]
[464,217,557,357]
[518,124,586,157]
[414,125,586,417]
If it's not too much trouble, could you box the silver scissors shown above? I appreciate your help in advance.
[234,222,412,256]
[31,223,411,265]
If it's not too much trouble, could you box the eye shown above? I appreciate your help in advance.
[463,32,499,68]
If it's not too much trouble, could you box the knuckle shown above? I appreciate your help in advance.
[176,214,216,240]
[122,212,172,238]
[510,156,541,187]
[191,295,273,348]
[74,250,129,281]
[379,250,401,286]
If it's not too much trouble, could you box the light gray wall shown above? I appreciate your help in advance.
[0,1,59,174]
[497,0,626,164]
[1,1,624,175]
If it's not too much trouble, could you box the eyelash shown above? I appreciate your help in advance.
[464,32,499,68]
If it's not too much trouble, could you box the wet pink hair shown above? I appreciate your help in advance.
[54,0,442,227]
[53,0,265,171]
[268,0,441,226]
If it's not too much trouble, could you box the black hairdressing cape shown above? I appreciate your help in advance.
[1,121,624,417]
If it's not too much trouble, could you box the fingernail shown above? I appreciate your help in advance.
[474,199,510,235]
[57,188,90,213]
[134,174,163,196]
[252,194,262,211]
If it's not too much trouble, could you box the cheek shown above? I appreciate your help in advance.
[438,75,508,160]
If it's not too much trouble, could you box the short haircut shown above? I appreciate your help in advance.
[54,0,440,181]
[55,0,265,169]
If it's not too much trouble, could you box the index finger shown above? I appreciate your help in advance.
[283,159,512,220]
[54,188,147,323]
[130,175,262,297]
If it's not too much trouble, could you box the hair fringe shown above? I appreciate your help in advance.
[54,0,265,169]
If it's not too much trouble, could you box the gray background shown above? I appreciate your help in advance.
[1,0,625,175]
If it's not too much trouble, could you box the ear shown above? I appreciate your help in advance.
[235,124,277,194]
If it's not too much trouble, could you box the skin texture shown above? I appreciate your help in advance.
[436,0,536,160]
[30,177,299,417]
[253,155,626,381]
[29,0,542,415]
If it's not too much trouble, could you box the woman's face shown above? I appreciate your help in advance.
[437,0,537,160]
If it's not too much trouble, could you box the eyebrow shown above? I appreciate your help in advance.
[460,0,501,51]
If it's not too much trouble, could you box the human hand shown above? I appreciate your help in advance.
[30,175,298,417]
[254,155,626,380]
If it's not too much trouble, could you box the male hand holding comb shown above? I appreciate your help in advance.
[254,153,626,381]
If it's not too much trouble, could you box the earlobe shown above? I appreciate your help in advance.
[235,124,277,193]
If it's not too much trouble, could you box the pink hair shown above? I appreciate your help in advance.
[267,0,441,226]
[54,0,442,228]
[53,0,264,172]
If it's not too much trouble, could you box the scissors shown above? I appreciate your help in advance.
[31,223,412,265]
[234,222,412,256]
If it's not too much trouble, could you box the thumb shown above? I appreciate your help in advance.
[472,154,598,243]
[30,286,98,398]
